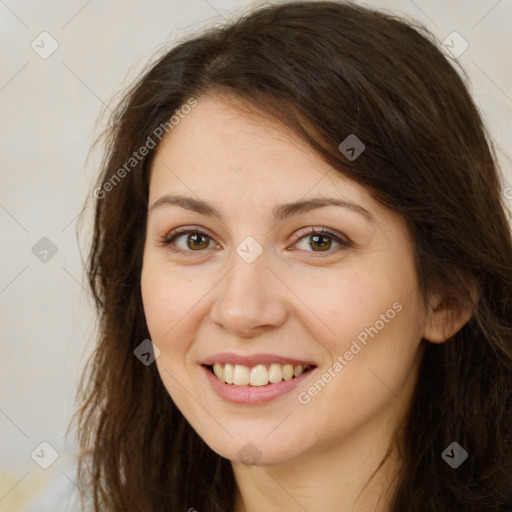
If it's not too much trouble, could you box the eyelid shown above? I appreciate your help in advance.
[292,226,350,244]
[159,225,219,249]
[164,225,212,241]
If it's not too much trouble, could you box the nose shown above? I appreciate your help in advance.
[209,247,288,337]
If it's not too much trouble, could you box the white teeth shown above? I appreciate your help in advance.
[210,362,310,386]
[250,364,268,386]
[224,363,234,384]
[282,364,294,381]
[268,363,282,383]
[233,364,250,385]
[213,363,224,381]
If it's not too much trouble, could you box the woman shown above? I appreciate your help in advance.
[75,2,512,510]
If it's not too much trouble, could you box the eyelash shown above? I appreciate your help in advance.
[157,225,352,256]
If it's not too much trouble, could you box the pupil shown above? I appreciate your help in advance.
[189,233,208,250]
[311,234,331,251]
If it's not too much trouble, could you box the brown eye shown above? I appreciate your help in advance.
[309,233,333,251]
[292,227,351,254]
[161,228,216,254]
[185,232,210,250]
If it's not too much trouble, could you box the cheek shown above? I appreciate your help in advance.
[311,269,423,413]
[140,266,200,405]
[295,281,422,444]
[141,260,194,335]
[140,261,219,363]
[141,272,172,339]
[299,256,423,403]
[296,263,406,356]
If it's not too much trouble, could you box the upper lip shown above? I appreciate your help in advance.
[201,352,317,367]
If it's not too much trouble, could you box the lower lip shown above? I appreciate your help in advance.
[201,365,315,405]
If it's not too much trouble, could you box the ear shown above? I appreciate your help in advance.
[423,283,477,344]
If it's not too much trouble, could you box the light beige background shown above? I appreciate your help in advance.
[1,0,511,510]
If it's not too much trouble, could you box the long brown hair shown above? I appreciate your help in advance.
[75,2,512,510]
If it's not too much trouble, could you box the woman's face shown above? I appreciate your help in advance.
[141,95,430,466]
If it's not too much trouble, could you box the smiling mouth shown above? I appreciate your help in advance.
[204,363,316,387]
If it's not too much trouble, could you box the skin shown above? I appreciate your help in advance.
[140,94,470,511]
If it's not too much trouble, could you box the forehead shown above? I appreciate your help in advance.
[148,95,371,209]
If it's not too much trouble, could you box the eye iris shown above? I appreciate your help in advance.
[175,231,338,252]
[187,233,209,250]
[310,234,331,251]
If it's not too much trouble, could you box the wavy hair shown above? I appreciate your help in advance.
[75,2,512,510]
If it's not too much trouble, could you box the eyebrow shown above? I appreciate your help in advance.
[148,194,376,223]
